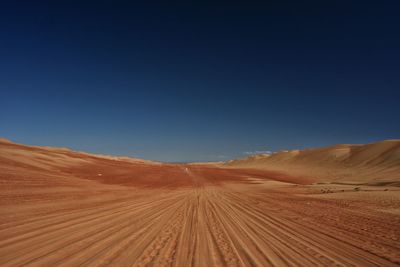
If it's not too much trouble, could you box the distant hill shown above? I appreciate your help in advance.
[0,138,157,170]
[225,140,400,185]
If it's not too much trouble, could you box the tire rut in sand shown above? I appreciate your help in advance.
[1,184,399,266]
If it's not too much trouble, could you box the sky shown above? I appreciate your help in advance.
[1,1,400,162]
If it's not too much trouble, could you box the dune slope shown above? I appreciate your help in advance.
[226,140,400,185]
[0,139,399,266]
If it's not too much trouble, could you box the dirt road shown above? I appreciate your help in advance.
[1,165,399,267]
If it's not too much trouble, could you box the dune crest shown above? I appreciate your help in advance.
[1,138,400,266]
[226,140,400,185]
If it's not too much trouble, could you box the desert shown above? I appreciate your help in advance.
[0,138,399,266]
[2,2,400,266]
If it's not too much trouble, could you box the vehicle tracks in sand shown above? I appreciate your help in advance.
[0,168,399,266]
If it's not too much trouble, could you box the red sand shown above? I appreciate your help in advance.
[1,139,399,266]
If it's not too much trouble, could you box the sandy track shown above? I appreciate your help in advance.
[1,166,399,266]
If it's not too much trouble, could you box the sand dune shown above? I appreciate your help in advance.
[1,139,399,266]
[226,140,400,185]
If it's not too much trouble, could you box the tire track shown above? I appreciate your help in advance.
[1,167,399,266]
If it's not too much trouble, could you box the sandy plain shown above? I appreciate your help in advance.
[0,139,399,266]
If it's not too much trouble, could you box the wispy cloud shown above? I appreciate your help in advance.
[243,150,272,155]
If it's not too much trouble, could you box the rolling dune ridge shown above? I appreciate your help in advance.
[0,139,399,266]
[226,140,400,185]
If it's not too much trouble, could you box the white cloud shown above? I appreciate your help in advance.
[244,150,272,155]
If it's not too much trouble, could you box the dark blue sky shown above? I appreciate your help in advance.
[1,1,399,162]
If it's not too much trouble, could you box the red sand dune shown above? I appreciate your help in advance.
[226,139,400,185]
[0,138,399,266]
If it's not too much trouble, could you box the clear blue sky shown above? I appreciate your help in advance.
[1,1,399,162]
